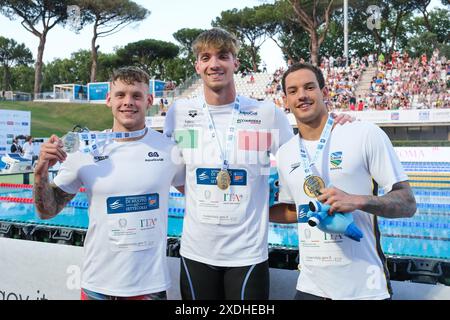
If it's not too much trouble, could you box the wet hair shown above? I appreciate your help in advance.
[192,28,240,58]
[110,66,150,86]
[282,62,326,94]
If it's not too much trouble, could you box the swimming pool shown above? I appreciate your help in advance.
[1,171,449,261]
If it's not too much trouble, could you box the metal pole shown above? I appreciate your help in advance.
[344,0,349,67]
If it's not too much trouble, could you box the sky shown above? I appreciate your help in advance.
[0,0,444,74]
[0,0,285,73]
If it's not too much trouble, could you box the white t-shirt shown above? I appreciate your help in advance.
[54,129,185,296]
[22,142,34,160]
[277,121,408,300]
[164,96,293,266]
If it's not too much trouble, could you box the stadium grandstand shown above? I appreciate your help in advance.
[169,51,449,113]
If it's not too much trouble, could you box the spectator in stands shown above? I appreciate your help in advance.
[10,137,23,154]
[159,98,165,115]
[22,136,35,163]
[357,99,364,111]
[262,62,267,73]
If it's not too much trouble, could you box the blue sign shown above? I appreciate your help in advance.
[74,85,87,100]
[149,80,166,98]
[106,193,159,214]
[88,82,110,101]
[196,168,247,186]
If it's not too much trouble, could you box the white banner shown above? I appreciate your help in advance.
[0,237,180,300]
[150,109,450,129]
[0,110,31,155]
[0,238,83,300]
[394,147,450,162]
[336,109,450,125]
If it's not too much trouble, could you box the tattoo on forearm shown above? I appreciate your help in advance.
[363,182,416,218]
[34,175,75,218]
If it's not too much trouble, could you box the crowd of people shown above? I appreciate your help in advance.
[364,49,449,110]
[153,50,448,115]
[238,51,449,113]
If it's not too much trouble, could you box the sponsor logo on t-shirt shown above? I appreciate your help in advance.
[297,204,309,223]
[145,151,164,162]
[236,118,261,125]
[106,193,159,214]
[94,155,109,162]
[188,110,198,118]
[223,193,244,203]
[239,111,258,116]
[330,151,343,170]
[289,162,301,174]
[196,168,247,186]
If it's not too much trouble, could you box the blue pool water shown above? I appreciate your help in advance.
[1,185,449,260]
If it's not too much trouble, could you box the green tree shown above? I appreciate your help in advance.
[213,4,278,71]
[0,0,71,94]
[116,39,179,79]
[78,0,149,83]
[0,36,33,91]
[96,52,123,82]
[41,50,91,91]
[237,43,261,73]
[172,28,205,80]
[284,0,346,65]
[9,65,34,93]
[173,28,204,61]
[403,8,450,58]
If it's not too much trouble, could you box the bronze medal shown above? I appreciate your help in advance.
[303,175,325,198]
[217,170,231,190]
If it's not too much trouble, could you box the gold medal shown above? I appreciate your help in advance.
[303,175,325,198]
[217,170,231,190]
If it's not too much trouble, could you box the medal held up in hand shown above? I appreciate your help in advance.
[61,132,80,154]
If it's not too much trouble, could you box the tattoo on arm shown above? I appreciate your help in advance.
[362,181,416,218]
[34,174,76,219]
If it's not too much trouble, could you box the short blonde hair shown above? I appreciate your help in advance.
[192,28,240,58]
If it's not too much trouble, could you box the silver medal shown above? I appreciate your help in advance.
[61,132,80,153]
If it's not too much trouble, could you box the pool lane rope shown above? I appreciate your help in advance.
[0,183,185,210]
[0,196,89,209]
[0,183,87,193]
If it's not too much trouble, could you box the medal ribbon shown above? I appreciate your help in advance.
[202,96,240,172]
[65,127,147,155]
[298,114,334,178]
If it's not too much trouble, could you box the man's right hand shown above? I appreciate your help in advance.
[34,135,67,175]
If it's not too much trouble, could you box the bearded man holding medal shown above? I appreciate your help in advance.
[270,62,416,300]
[33,67,185,300]
[164,28,352,300]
